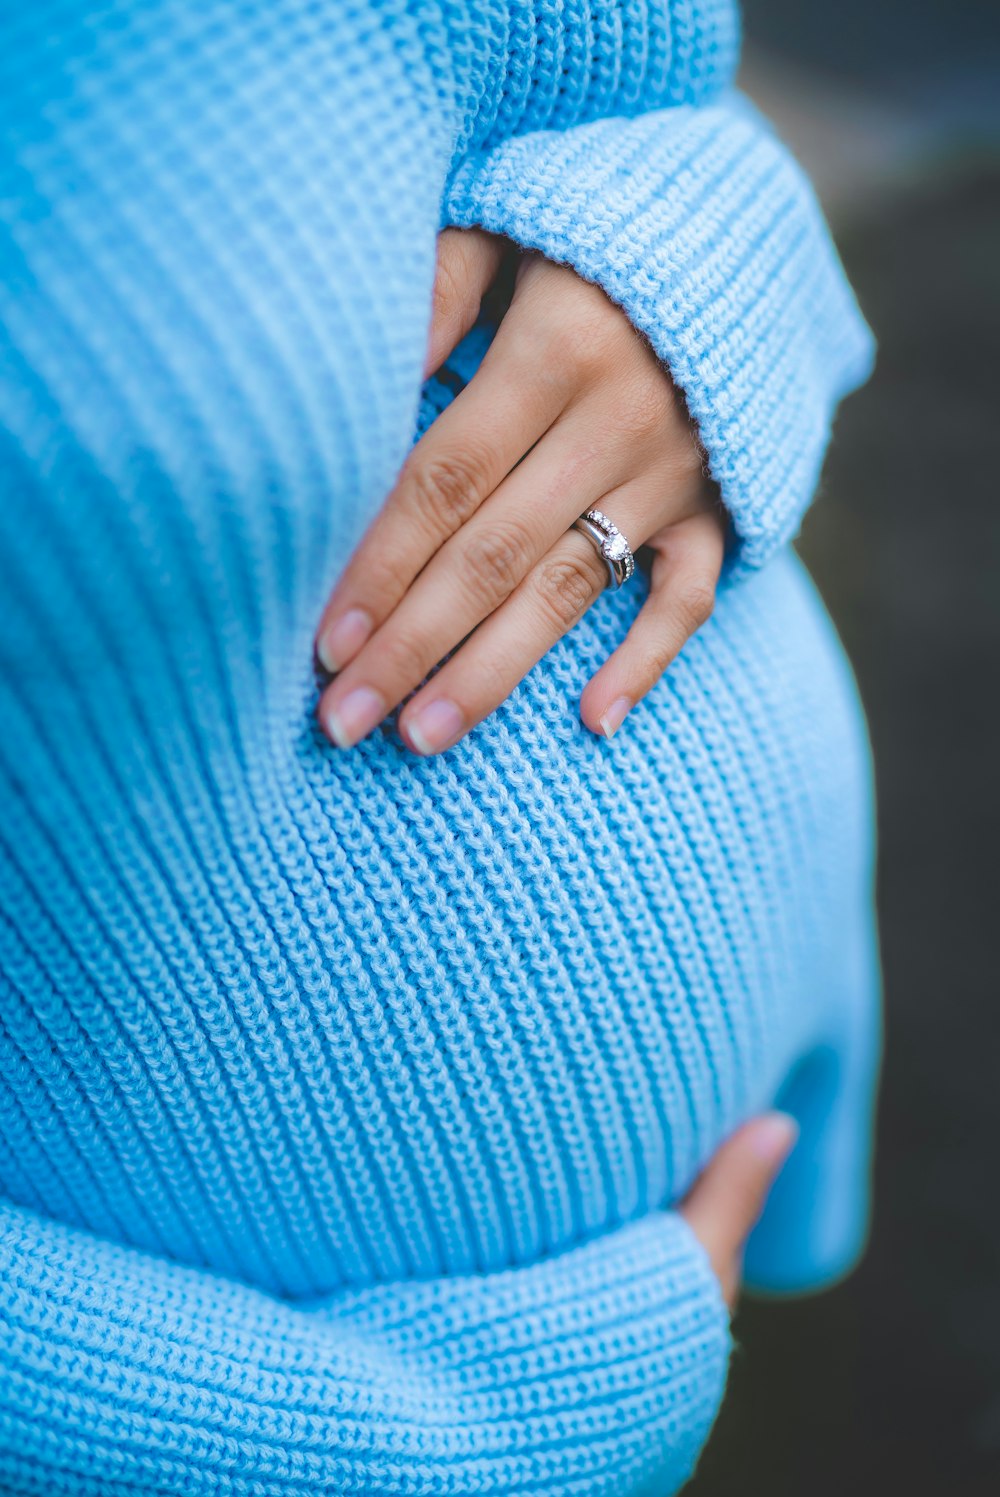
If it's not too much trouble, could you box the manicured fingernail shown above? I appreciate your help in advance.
[322,685,386,748]
[599,695,632,739]
[318,608,372,673]
[751,1113,799,1165]
[406,698,464,756]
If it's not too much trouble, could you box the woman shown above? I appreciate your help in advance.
[0,1,879,1492]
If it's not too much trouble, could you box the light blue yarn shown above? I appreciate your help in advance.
[0,2,879,1493]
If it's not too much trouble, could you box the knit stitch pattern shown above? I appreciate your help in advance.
[0,2,879,1493]
[444,91,874,573]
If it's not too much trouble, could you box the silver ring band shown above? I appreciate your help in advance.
[570,508,636,589]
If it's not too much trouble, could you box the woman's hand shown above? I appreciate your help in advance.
[680,1114,799,1309]
[316,228,727,755]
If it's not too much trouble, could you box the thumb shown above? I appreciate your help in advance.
[680,1113,798,1308]
[424,228,505,379]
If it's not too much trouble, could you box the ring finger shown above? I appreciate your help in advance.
[396,482,659,754]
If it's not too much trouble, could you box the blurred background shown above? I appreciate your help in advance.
[690,3,1000,1493]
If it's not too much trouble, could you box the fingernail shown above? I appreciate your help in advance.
[322,685,386,748]
[318,608,372,673]
[751,1113,799,1166]
[599,695,632,739]
[406,698,464,756]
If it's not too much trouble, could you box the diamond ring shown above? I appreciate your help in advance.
[570,508,636,589]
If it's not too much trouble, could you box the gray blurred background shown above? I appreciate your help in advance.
[689,4,1000,1493]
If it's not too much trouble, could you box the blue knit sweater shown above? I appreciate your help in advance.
[0,3,879,1493]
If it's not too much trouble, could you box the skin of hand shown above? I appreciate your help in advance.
[315,227,729,755]
[680,1113,799,1309]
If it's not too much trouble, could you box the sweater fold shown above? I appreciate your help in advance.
[442,90,875,573]
[0,1199,729,1495]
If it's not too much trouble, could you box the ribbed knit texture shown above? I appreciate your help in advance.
[0,3,879,1493]
[444,92,874,573]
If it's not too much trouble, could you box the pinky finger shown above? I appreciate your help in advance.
[579,508,727,739]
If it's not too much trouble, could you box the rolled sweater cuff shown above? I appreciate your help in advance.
[0,1200,730,1495]
[442,91,875,576]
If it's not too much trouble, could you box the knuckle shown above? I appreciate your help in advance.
[674,575,716,634]
[466,650,510,704]
[405,447,487,535]
[633,641,676,686]
[430,245,467,328]
[462,519,530,602]
[553,316,612,378]
[380,625,431,686]
[536,550,603,629]
[430,267,456,328]
[618,372,673,439]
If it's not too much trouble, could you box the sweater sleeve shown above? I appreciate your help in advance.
[0,1198,729,1497]
[442,90,875,575]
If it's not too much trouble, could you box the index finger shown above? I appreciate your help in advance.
[315,295,573,673]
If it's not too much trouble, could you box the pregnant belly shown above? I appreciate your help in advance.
[273,548,872,1283]
[0,530,872,1298]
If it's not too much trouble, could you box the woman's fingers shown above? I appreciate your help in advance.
[314,241,720,751]
[319,485,723,756]
[680,1115,799,1310]
[318,410,639,750]
[316,283,573,675]
[579,508,727,739]
[396,524,611,755]
[423,228,506,379]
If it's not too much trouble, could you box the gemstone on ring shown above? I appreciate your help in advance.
[571,508,636,587]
